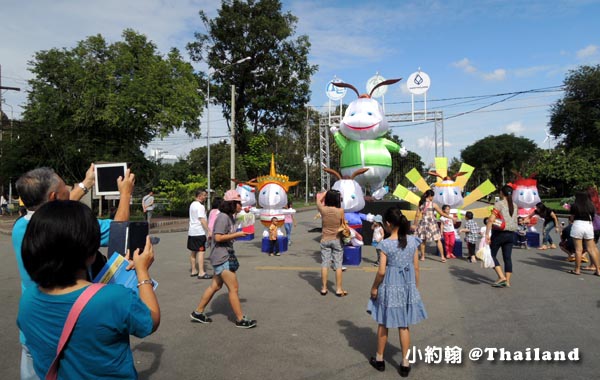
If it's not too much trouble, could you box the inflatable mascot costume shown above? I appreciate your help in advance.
[331,79,408,200]
[247,154,299,237]
[509,172,541,229]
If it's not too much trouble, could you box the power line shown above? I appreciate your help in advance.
[308,85,565,108]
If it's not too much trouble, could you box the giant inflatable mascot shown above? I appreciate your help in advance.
[331,79,408,199]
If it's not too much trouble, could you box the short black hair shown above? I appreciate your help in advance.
[465,211,473,220]
[211,197,223,211]
[219,200,239,215]
[324,190,341,208]
[22,200,100,288]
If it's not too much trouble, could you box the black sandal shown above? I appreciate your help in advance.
[369,357,385,371]
[399,364,411,377]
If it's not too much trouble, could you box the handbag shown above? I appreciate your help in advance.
[491,208,505,231]
[338,212,352,244]
[46,283,105,380]
[593,214,600,231]
[227,249,240,272]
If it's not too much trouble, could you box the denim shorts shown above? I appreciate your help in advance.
[213,260,231,275]
[320,239,343,270]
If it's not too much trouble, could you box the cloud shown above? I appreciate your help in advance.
[417,135,451,149]
[513,65,555,78]
[452,58,506,81]
[398,82,412,95]
[452,58,477,73]
[577,44,598,59]
[505,121,524,134]
[482,68,507,81]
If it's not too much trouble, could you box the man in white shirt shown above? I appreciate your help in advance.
[142,190,155,224]
[188,189,212,279]
[0,194,9,215]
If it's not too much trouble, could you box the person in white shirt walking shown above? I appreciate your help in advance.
[142,190,155,224]
[188,189,213,279]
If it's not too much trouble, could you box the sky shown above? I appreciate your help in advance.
[2,0,600,166]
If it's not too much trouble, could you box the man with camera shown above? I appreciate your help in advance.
[12,163,135,380]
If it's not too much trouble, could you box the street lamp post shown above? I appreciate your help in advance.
[230,84,236,190]
[205,56,251,202]
[206,75,212,210]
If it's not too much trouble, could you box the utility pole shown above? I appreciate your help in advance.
[0,64,22,117]
[0,64,21,199]
[0,64,21,146]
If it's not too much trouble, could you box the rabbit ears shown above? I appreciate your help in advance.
[324,167,369,180]
[332,78,402,98]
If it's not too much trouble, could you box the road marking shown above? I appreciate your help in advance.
[255,266,435,272]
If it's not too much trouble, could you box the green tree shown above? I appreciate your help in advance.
[388,133,424,191]
[532,147,600,195]
[188,140,243,195]
[187,0,318,156]
[154,174,206,216]
[460,134,539,187]
[3,29,202,185]
[550,65,600,153]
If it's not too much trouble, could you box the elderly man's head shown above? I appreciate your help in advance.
[16,168,70,211]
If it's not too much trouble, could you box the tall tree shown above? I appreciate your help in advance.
[187,0,318,155]
[460,134,539,187]
[532,147,600,195]
[550,65,600,153]
[4,29,202,185]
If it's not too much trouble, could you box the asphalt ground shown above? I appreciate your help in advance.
[1,207,599,380]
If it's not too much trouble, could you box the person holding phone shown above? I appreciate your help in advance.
[13,164,135,379]
[190,190,257,329]
[17,200,159,379]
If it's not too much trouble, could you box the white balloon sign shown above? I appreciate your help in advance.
[366,74,387,98]
[326,78,347,101]
[407,71,431,95]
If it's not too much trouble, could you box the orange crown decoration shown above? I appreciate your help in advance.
[247,154,300,192]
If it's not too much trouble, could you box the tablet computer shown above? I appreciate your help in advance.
[94,163,127,196]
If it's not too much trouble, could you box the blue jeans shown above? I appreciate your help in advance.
[543,221,555,245]
[490,230,514,273]
[284,223,292,242]
[21,345,40,380]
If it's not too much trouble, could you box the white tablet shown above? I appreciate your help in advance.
[94,163,127,196]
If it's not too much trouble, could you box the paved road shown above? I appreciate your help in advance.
[1,208,599,380]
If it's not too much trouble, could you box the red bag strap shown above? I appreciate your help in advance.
[45,283,105,380]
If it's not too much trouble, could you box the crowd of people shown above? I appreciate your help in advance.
[10,162,600,378]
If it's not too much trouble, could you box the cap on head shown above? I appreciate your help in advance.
[224,189,241,201]
[373,214,383,224]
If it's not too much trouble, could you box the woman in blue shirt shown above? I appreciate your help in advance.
[17,200,160,379]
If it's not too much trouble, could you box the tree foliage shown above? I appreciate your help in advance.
[187,0,318,155]
[532,147,600,195]
[3,29,202,185]
[460,134,539,187]
[154,174,206,216]
[550,65,600,153]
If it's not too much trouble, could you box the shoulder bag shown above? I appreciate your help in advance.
[46,283,105,380]
[338,210,351,244]
[491,208,505,231]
